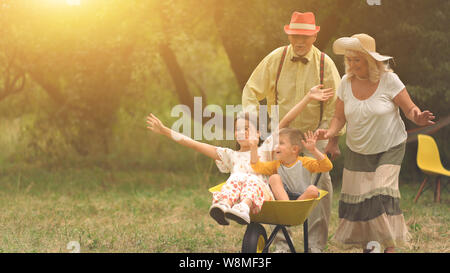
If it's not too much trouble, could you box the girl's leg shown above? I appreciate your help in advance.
[240,178,268,213]
[224,176,267,225]
[210,177,243,226]
[212,178,242,207]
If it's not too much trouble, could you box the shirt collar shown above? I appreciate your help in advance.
[281,156,301,168]
[289,45,315,63]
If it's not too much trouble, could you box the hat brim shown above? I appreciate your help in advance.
[284,25,320,36]
[333,37,392,62]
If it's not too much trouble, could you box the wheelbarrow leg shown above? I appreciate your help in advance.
[263,225,297,253]
[281,226,296,253]
[262,225,282,253]
[303,219,308,253]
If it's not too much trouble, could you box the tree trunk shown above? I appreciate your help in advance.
[159,42,195,113]
[213,2,251,91]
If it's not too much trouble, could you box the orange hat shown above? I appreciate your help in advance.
[284,12,320,36]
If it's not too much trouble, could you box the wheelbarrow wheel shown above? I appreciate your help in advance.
[242,223,268,253]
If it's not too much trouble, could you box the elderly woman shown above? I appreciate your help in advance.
[316,34,435,252]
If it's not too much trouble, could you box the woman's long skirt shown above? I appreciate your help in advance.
[334,142,410,249]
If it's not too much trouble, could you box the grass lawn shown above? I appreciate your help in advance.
[0,167,448,253]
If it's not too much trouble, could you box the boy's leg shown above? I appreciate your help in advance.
[268,174,290,200]
[297,185,319,200]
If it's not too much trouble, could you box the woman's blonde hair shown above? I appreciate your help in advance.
[344,50,392,83]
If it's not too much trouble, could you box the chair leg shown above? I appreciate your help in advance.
[414,177,428,203]
[434,177,441,203]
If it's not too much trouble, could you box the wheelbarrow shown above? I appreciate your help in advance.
[208,174,327,253]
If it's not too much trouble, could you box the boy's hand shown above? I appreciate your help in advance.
[308,84,334,102]
[301,131,317,153]
[146,113,168,135]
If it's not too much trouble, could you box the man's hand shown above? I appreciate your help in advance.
[324,136,341,160]
[314,129,331,140]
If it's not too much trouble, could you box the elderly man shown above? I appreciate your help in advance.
[242,11,345,252]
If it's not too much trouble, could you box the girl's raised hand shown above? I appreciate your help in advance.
[146,113,168,135]
[301,130,317,152]
[308,84,334,102]
[249,136,260,148]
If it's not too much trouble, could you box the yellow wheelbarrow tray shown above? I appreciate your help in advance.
[209,182,328,253]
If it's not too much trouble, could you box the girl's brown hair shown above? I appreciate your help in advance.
[234,112,261,150]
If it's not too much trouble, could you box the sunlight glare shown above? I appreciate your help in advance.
[66,0,81,6]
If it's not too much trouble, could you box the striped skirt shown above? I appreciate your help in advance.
[334,142,410,249]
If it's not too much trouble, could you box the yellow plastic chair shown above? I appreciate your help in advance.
[414,134,450,203]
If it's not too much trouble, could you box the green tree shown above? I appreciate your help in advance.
[1,0,142,157]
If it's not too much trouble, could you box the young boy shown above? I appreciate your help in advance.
[250,128,332,201]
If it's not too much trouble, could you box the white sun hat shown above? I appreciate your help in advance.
[333,33,393,62]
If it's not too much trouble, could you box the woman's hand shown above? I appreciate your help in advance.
[146,113,169,135]
[412,108,435,126]
[314,129,332,140]
[307,84,334,102]
[394,89,435,126]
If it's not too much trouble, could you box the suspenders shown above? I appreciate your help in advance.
[274,46,288,106]
[275,46,326,129]
[318,51,325,128]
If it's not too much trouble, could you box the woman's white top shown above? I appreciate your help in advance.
[337,72,407,155]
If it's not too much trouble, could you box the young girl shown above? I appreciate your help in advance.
[147,111,273,226]
[146,84,333,226]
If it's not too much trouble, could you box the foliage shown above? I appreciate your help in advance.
[0,0,447,177]
[1,0,147,157]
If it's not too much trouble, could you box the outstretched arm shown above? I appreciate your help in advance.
[278,84,334,130]
[393,88,435,126]
[315,98,346,140]
[146,113,220,161]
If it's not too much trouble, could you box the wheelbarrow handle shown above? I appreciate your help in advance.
[313,173,322,186]
[312,153,331,186]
